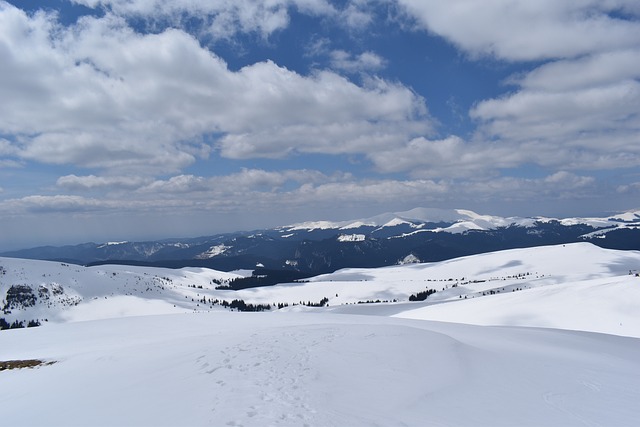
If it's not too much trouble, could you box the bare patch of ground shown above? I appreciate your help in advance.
[0,360,56,371]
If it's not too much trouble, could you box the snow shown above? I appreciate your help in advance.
[339,220,376,229]
[195,244,230,259]
[433,220,484,233]
[380,217,419,227]
[394,274,640,338]
[2,312,639,426]
[97,241,128,248]
[284,220,350,231]
[579,223,640,239]
[0,258,243,323]
[609,210,640,222]
[398,253,420,264]
[337,233,365,242]
[283,207,541,234]
[2,242,640,426]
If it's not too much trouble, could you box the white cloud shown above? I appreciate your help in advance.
[72,0,338,39]
[543,171,595,188]
[616,182,640,194]
[0,4,431,173]
[0,138,21,168]
[390,1,640,174]
[1,195,109,213]
[397,0,640,61]
[515,49,640,91]
[56,175,152,191]
[89,171,601,210]
[340,1,375,30]
[0,138,18,156]
[329,50,386,73]
[139,169,346,195]
[368,136,521,178]
[471,62,640,171]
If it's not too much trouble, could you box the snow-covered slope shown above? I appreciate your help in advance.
[2,311,639,426]
[3,243,640,336]
[393,273,640,338]
[2,243,640,426]
[0,259,245,324]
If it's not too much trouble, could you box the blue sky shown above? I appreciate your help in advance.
[1,0,639,250]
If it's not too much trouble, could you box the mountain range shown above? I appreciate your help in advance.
[3,207,639,275]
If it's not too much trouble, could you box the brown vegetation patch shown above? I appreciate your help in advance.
[0,359,56,371]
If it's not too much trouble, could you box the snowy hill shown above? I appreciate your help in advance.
[0,259,246,325]
[2,309,640,426]
[2,243,640,426]
[3,242,640,336]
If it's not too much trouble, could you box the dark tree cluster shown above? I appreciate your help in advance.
[223,299,271,312]
[409,288,437,301]
[3,285,37,312]
[304,297,329,307]
[218,269,314,290]
[0,318,41,330]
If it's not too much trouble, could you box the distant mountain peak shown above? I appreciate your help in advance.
[283,207,535,232]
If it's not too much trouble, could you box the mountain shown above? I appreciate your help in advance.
[2,207,640,274]
[2,243,640,426]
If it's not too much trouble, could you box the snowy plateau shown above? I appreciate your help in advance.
[2,243,640,426]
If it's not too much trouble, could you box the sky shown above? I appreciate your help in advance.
[1,0,639,250]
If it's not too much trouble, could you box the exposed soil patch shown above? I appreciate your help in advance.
[0,359,56,371]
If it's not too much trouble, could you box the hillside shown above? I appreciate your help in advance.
[2,308,639,426]
[2,242,640,337]
[2,243,640,426]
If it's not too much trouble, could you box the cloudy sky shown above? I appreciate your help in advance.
[1,0,639,250]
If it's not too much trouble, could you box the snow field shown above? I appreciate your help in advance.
[2,242,640,425]
[1,312,640,426]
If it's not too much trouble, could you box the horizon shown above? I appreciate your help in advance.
[1,1,638,250]
[1,204,637,252]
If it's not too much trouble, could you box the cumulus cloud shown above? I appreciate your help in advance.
[0,3,431,174]
[51,170,599,213]
[616,182,640,194]
[1,0,636,241]
[340,1,375,30]
[397,0,640,61]
[138,169,346,195]
[71,0,338,39]
[56,175,152,191]
[514,49,640,91]
[273,171,599,209]
[329,50,386,73]
[367,136,519,178]
[391,1,640,174]
[1,195,109,213]
[470,57,640,171]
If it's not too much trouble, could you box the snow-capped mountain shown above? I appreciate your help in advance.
[283,207,536,232]
[2,207,639,275]
[283,206,640,235]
